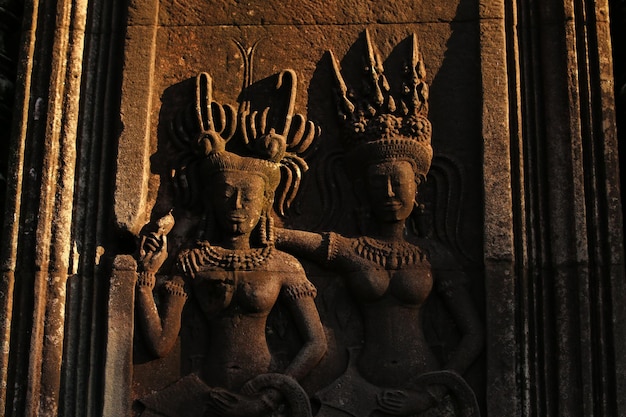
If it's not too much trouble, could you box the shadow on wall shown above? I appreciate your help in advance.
[609,0,626,242]
[0,2,26,239]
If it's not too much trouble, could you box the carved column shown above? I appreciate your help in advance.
[481,0,626,416]
[0,0,89,414]
[0,0,125,416]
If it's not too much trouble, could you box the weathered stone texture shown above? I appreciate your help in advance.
[0,0,624,416]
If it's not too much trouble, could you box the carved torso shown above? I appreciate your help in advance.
[327,233,439,386]
[175,242,317,390]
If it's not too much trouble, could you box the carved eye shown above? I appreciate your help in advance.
[222,185,235,198]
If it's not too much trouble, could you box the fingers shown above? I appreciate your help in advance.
[139,234,164,262]
[180,250,199,279]
[207,389,239,412]
[142,234,162,253]
[139,232,169,273]
[376,390,407,413]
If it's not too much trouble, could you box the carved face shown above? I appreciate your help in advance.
[211,171,267,237]
[366,160,417,222]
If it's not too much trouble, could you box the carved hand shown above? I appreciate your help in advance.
[376,389,434,415]
[138,212,175,273]
[205,388,270,417]
[139,232,168,273]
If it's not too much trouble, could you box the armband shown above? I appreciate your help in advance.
[282,280,317,300]
[322,232,339,263]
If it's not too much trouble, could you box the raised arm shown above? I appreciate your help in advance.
[135,224,188,358]
[135,272,187,358]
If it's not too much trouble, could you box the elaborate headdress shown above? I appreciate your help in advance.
[169,68,318,216]
[330,30,432,181]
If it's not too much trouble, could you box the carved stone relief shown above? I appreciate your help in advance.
[130,30,483,417]
[275,31,483,417]
[1,1,623,417]
[132,66,325,417]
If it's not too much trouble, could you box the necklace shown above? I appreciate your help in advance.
[185,242,274,271]
[354,236,425,270]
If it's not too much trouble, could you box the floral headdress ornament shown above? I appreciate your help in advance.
[169,49,319,217]
[330,30,432,182]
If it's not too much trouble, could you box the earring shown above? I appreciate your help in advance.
[258,209,275,246]
[265,212,275,245]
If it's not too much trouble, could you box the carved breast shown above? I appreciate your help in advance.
[348,267,433,306]
[191,270,282,318]
[345,236,434,306]
[388,267,433,305]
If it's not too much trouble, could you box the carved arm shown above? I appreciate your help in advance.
[436,270,485,376]
[283,294,327,381]
[274,228,328,262]
[135,273,188,358]
[134,213,187,358]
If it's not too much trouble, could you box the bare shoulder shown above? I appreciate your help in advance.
[264,248,317,299]
[266,248,307,275]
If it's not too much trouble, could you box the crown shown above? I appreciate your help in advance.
[169,68,319,215]
[329,30,432,179]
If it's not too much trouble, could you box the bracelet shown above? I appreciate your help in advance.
[322,232,339,263]
[163,280,188,299]
[136,271,156,289]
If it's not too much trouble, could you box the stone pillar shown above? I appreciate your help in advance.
[481,0,626,416]
[0,0,125,416]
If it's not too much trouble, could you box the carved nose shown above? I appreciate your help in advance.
[233,190,243,209]
[386,178,395,197]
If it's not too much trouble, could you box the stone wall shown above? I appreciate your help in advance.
[0,1,624,416]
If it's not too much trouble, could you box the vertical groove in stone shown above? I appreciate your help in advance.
[0,0,89,415]
[573,1,603,415]
[60,0,126,415]
[3,0,55,414]
[479,1,519,417]
[27,0,89,415]
[512,0,624,415]
[609,0,626,414]
[0,0,36,412]
[0,0,24,239]
[503,1,533,416]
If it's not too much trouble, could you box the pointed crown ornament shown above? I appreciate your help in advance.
[168,47,319,216]
[330,30,432,181]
